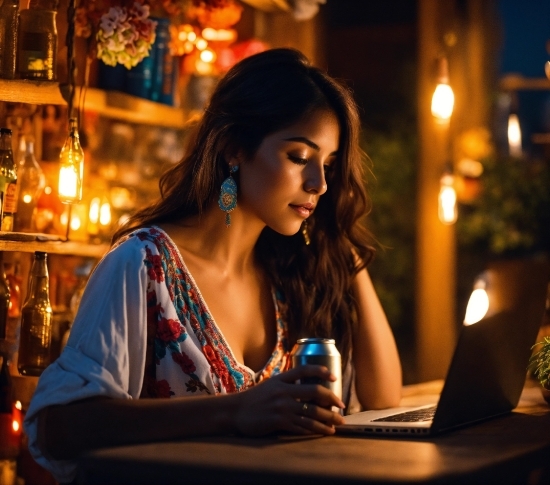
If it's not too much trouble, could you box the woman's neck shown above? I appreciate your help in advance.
[159,204,265,276]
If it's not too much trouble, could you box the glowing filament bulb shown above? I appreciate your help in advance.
[89,197,100,224]
[438,173,457,225]
[58,119,84,203]
[508,113,522,157]
[431,84,455,122]
[431,57,454,123]
[464,280,489,326]
[99,202,111,226]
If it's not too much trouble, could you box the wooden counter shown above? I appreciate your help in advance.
[76,380,550,485]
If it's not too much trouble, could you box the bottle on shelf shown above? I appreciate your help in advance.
[17,251,53,377]
[0,350,20,460]
[17,0,58,81]
[0,0,20,79]
[0,253,10,341]
[3,260,21,374]
[14,138,45,232]
[0,128,17,232]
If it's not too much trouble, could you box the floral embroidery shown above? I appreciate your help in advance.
[145,378,175,398]
[185,379,210,393]
[157,317,183,342]
[172,351,196,374]
[144,245,164,283]
[133,227,292,399]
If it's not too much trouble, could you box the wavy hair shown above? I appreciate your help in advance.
[112,48,375,363]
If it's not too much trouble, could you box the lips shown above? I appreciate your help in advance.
[289,202,315,218]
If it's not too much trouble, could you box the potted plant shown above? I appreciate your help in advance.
[529,336,550,404]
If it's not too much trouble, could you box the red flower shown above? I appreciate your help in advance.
[157,317,183,342]
[172,351,197,374]
[203,344,233,391]
[148,379,174,398]
[145,250,165,283]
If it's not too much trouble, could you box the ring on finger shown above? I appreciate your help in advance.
[301,402,309,415]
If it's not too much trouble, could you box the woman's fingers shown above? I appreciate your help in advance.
[276,364,336,384]
[293,385,345,409]
[297,401,345,426]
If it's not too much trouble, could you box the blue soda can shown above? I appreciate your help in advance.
[291,337,342,399]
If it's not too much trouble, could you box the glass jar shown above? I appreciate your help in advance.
[17,7,57,81]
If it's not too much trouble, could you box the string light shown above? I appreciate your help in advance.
[438,169,457,225]
[431,57,455,123]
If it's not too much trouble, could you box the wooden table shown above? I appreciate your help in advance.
[76,380,550,485]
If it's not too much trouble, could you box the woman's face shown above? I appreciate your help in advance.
[237,109,340,236]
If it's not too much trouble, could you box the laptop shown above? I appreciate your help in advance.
[337,258,549,437]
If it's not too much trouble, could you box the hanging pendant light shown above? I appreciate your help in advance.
[431,56,455,123]
[58,118,84,204]
[438,167,457,225]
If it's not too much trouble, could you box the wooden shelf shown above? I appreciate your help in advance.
[0,232,108,258]
[78,87,189,128]
[0,79,189,129]
[499,74,550,91]
[0,79,65,104]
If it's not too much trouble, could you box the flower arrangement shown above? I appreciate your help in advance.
[75,0,245,70]
[77,0,157,68]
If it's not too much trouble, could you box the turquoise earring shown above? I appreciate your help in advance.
[218,165,239,227]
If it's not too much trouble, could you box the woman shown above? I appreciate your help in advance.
[24,48,402,483]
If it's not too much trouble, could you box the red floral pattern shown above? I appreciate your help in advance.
[130,227,291,398]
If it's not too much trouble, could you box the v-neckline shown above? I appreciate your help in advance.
[151,225,283,378]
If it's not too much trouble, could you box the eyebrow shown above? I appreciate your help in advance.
[283,136,339,155]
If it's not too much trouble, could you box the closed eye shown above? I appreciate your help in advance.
[288,155,308,165]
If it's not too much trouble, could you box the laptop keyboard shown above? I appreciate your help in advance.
[372,405,437,422]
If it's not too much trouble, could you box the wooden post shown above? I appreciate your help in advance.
[416,0,457,381]
[416,0,495,381]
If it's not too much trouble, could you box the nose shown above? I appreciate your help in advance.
[303,163,328,195]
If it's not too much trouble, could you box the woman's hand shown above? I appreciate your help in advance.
[232,365,346,437]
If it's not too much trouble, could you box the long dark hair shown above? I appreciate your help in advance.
[113,48,375,363]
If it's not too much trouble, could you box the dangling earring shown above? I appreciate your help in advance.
[218,165,239,227]
[302,220,311,246]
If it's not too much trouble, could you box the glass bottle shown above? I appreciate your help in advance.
[17,0,57,81]
[17,251,53,376]
[0,128,17,231]
[0,253,10,340]
[0,352,12,413]
[58,118,84,203]
[14,139,45,232]
[0,0,20,79]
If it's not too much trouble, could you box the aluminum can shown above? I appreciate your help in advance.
[291,337,342,399]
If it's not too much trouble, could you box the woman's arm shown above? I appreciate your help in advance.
[351,267,402,410]
[40,365,346,460]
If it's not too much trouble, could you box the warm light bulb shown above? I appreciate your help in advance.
[508,113,522,157]
[464,280,489,326]
[22,194,32,203]
[70,214,81,230]
[200,48,216,63]
[438,173,457,225]
[12,419,20,432]
[196,38,208,50]
[99,202,111,226]
[431,83,455,122]
[89,197,100,224]
[58,119,84,203]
